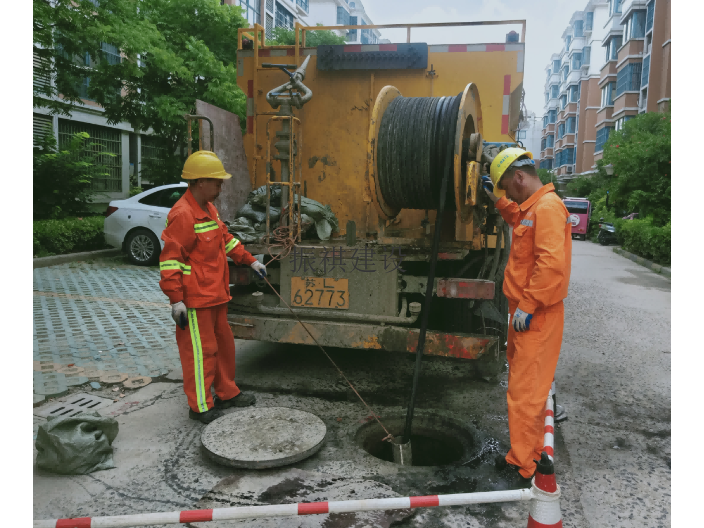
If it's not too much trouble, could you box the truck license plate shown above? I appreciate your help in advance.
[291,277,349,310]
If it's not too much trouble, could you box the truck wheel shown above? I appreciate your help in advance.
[126,229,160,266]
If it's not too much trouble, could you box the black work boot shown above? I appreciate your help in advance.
[215,392,256,409]
[189,407,224,424]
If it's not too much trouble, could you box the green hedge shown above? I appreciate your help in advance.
[33,216,108,258]
[614,218,671,266]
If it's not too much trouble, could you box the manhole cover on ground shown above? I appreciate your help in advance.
[34,393,114,418]
[201,407,327,469]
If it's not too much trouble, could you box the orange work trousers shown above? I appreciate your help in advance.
[175,303,241,413]
[505,300,564,478]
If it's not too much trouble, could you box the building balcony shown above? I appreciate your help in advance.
[617,39,644,64]
[546,123,555,133]
[546,99,559,110]
[568,36,586,53]
[294,0,309,16]
[565,102,578,115]
[563,133,576,144]
[613,92,640,116]
[567,69,582,86]
[599,61,618,85]
[596,106,614,124]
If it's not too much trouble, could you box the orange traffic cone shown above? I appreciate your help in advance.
[526,452,562,527]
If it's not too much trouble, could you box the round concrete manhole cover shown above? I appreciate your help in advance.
[201,407,327,469]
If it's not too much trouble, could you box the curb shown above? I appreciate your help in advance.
[33,248,122,269]
[612,247,671,278]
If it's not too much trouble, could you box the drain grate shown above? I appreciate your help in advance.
[33,393,113,418]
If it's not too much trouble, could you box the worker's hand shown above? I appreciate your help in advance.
[482,176,499,204]
[251,261,267,279]
[512,308,533,332]
[171,301,188,330]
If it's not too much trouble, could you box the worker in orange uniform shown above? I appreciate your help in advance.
[159,150,267,424]
[482,148,572,488]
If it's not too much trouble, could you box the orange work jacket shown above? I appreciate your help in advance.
[495,183,572,314]
[159,188,257,308]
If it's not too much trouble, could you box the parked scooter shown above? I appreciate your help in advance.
[597,218,617,245]
[597,213,638,246]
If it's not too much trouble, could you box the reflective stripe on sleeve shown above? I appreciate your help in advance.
[160,260,192,275]
[520,219,534,227]
[187,308,209,413]
[225,237,240,253]
[194,221,219,233]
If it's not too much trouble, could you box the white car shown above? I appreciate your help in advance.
[104,183,188,266]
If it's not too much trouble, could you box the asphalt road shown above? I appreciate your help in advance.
[32,242,670,527]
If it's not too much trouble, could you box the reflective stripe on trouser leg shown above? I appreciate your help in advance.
[188,308,209,413]
[212,303,241,401]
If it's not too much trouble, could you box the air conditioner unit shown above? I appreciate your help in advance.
[566,166,573,174]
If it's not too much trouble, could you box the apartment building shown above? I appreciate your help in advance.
[33,42,137,202]
[539,0,670,186]
[229,0,382,44]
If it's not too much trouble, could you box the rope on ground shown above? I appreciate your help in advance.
[261,274,395,442]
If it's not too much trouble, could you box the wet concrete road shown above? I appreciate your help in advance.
[32,242,670,527]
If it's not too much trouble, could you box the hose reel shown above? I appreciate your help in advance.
[368,83,484,222]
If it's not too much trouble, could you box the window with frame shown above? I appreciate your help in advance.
[641,55,650,87]
[574,20,584,38]
[601,82,616,107]
[586,12,594,31]
[562,66,568,81]
[583,46,591,66]
[566,117,576,134]
[558,123,565,139]
[296,0,308,13]
[553,59,561,72]
[275,2,294,29]
[548,109,557,124]
[624,11,645,41]
[545,92,549,104]
[560,95,567,110]
[238,0,260,26]
[543,115,548,128]
[605,36,622,62]
[58,120,123,192]
[347,15,357,41]
[571,52,582,70]
[616,62,642,95]
[646,1,654,32]
[609,0,622,17]
[550,84,559,98]
[569,84,580,103]
[595,127,613,152]
[565,35,572,50]
[546,135,555,148]
[336,5,350,25]
[541,137,546,151]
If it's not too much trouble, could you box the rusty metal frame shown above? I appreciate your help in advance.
[184,115,214,156]
[265,116,302,244]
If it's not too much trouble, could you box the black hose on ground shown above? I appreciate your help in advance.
[402,93,462,442]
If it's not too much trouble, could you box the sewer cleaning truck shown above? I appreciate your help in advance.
[226,20,527,378]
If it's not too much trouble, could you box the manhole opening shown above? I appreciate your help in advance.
[355,415,478,467]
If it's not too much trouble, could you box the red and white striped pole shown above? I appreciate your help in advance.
[544,388,555,461]
[34,489,534,528]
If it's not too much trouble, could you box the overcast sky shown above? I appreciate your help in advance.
[359,0,581,117]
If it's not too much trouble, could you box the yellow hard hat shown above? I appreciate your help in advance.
[181,150,231,180]
[489,148,534,198]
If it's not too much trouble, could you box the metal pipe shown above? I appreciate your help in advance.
[255,296,421,325]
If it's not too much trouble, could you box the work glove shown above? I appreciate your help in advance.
[482,176,499,204]
[512,308,533,332]
[171,301,188,330]
[251,260,267,279]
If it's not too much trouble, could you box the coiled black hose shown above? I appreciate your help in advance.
[377,94,462,211]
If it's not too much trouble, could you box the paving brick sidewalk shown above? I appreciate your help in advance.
[33,259,181,404]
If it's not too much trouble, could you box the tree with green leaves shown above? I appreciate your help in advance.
[33,0,249,186]
[34,132,114,219]
[537,168,554,186]
[268,24,348,46]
